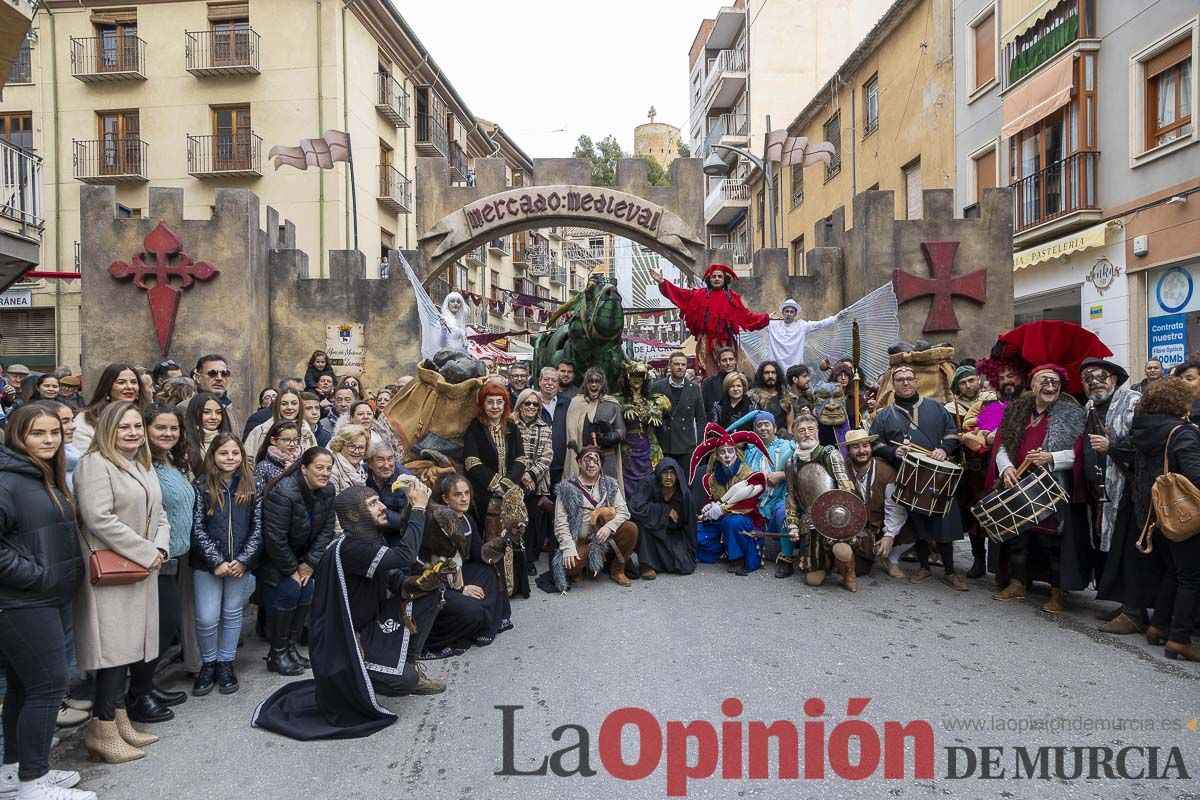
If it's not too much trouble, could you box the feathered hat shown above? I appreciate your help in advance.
[688,422,771,482]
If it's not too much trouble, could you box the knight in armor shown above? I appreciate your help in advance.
[782,414,864,591]
[690,423,771,576]
[869,364,968,590]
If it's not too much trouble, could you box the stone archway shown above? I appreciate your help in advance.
[414,155,708,283]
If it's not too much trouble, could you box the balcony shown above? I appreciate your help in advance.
[73,137,148,183]
[700,48,747,110]
[465,244,487,266]
[186,133,262,178]
[428,277,451,306]
[70,35,146,82]
[550,260,568,286]
[0,140,42,237]
[375,72,411,128]
[416,113,447,158]
[488,236,510,256]
[449,141,468,182]
[184,29,260,76]
[704,177,750,225]
[1011,151,1101,241]
[6,39,31,84]
[710,238,750,265]
[377,164,412,213]
[706,6,745,51]
[702,112,748,157]
[1004,0,1090,89]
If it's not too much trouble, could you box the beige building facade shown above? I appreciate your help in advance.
[0,0,592,373]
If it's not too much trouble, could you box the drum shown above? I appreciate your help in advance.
[970,466,1069,544]
[894,452,963,517]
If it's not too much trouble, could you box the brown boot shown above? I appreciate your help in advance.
[1164,642,1200,662]
[1147,626,1169,646]
[992,579,1025,601]
[1041,588,1067,614]
[942,573,969,592]
[834,558,857,592]
[1093,605,1122,622]
[114,708,159,747]
[84,719,145,764]
[639,565,657,580]
[1099,612,1146,635]
[609,561,632,588]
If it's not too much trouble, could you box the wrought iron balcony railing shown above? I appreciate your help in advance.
[377,164,412,213]
[185,29,261,76]
[416,114,448,158]
[187,132,262,177]
[70,35,146,82]
[376,72,411,128]
[73,137,148,183]
[0,139,42,234]
[1011,151,1099,233]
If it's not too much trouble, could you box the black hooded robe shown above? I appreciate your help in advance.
[252,534,401,740]
[629,458,696,575]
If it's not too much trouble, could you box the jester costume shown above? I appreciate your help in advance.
[657,263,769,375]
[690,423,771,574]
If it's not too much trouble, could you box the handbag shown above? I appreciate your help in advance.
[85,478,153,586]
[1137,425,1200,554]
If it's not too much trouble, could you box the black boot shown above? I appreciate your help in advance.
[265,609,304,677]
[149,685,187,707]
[966,535,987,578]
[216,661,239,694]
[192,663,217,696]
[288,604,312,669]
[125,692,174,724]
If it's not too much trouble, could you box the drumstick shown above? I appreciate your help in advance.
[1014,459,1034,479]
[889,439,933,456]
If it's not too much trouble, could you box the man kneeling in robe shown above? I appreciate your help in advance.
[252,484,449,741]
[553,446,639,588]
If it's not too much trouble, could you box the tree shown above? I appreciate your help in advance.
[642,155,669,186]
[677,139,691,158]
[573,133,623,186]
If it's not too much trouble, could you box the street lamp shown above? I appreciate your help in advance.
[703,143,778,250]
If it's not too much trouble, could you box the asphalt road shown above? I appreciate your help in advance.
[54,550,1199,800]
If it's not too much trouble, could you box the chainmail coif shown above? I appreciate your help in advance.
[334,485,380,537]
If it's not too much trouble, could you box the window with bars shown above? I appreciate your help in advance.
[823,113,841,180]
[790,163,804,207]
[863,74,879,136]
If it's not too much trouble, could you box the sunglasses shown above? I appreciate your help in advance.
[521,400,540,407]
[158,360,178,369]
[205,369,231,378]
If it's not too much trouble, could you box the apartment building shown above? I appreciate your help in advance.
[0,0,44,365]
[954,0,1199,369]
[0,0,589,371]
[747,0,956,274]
[687,0,892,272]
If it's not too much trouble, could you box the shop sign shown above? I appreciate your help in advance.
[1148,313,1186,367]
[1085,258,1120,294]
[1089,305,1102,320]
[0,289,32,309]
[325,323,365,377]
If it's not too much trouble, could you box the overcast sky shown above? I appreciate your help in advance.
[393,0,711,158]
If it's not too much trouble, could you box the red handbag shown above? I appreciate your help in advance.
[84,491,152,587]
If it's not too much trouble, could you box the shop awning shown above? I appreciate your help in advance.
[1001,0,1060,46]
[1001,53,1074,140]
[1012,221,1111,271]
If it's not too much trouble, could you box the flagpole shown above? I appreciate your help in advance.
[764,114,778,249]
[347,137,359,252]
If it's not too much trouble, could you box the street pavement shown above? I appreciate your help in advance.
[55,550,1199,800]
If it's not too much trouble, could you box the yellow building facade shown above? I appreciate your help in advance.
[748,0,956,276]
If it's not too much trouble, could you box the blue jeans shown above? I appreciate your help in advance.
[194,570,254,663]
[260,575,314,614]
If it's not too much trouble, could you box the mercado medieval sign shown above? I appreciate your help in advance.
[463,187,666,234]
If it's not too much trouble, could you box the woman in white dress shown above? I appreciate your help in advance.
[438,292,471,352]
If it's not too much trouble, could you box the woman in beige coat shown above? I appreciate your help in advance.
[74,401,172,764]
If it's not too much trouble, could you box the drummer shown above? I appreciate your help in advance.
[782,414,862,591]
[990,363,1090,615]
[869,364,968,591]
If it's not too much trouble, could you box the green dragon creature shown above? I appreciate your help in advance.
[533,275,626,389]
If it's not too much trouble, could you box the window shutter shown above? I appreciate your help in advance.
[973,13,996,88]
[0,309,56,366]
[208,3,250,21]
[905,161,922,220]
[91,9,138,25]
[974,148,997,206]
[1146,38,1192,78]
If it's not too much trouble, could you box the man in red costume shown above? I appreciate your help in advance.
[649,263,769,375]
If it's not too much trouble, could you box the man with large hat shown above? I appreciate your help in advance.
[1080,357,1148,634]
[840,428,912,579]
[781,414,866,590]
[991,363,1090,614]
[869,363,967,590]
[650,262,770,375]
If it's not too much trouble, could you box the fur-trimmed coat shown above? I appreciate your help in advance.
[994,393,1085,477]
[1085,387,1139,552]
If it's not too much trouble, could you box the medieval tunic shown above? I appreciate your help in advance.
[629,459,696,575]
[993,395,1091,591]
[869,395,963,542]
[657,278,770,371]
[564,394,625,483]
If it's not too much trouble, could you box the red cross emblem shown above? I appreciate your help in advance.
[892,241,987,333]
[109,222,219,356]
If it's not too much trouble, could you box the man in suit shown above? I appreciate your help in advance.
[537,366,571,488]
[701,346,738,415]
[653,351,706,467]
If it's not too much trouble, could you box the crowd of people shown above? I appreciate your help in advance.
[0,337,1196,795]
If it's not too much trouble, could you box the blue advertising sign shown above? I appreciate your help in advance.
[1149,313,1187,367]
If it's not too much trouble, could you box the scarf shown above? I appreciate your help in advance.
[332,452,366,489]
[267,445,296,470]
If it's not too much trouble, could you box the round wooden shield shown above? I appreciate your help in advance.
[810,489,868,541]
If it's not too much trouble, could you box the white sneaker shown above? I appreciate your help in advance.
[55,706,89,729]
[43,775,79,791]
[0,765,18,800]
[15,776,95,800]
[1,770,78,796]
